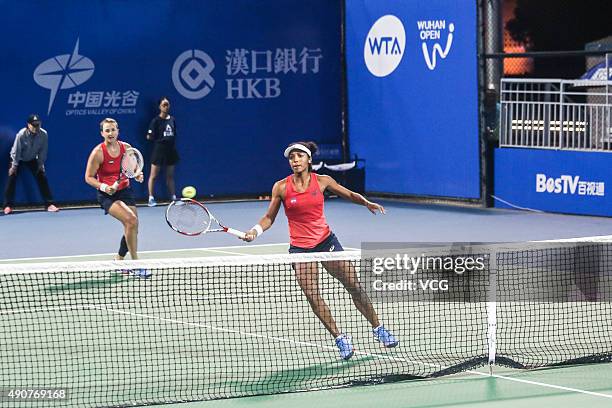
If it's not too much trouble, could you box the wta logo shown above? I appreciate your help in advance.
[364,15,405,77]
[417,20,454,70]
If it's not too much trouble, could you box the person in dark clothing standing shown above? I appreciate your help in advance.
[3,114,59,215]
[146,97,179,206]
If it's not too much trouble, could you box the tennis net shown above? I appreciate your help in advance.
[0,238,611,407]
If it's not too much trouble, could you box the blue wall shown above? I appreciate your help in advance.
[345,0,480,198]
[495,149,610,216]
[0,0,342,204]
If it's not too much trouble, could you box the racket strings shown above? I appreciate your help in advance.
[167,202,211,234]
[122,149,144,177]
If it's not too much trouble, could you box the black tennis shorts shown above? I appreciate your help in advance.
[289,232,344,253]
[97,186,137,214]
[151,142,179,166]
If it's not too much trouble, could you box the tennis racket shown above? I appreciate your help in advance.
[112,147,144,189]
[166,198,246,239]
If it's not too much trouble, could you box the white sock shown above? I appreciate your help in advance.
[149,195,154,200]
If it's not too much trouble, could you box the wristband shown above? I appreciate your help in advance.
[99,183,110,193]
[252,224,264,237]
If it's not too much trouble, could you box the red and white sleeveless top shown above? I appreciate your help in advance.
[283,173,330,248]
[97,142,129,191]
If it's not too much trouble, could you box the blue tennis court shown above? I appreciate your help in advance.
[4,199,612,261]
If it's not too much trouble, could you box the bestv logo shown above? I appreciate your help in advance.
[536,174,605,196]
[417,20,454,70]
[33,38,95,114]
[364,15,405,77]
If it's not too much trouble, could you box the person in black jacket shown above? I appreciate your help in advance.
[146,97,179,206]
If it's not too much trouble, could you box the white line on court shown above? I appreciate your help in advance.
[0,302,137,315]
[89,305,612,401]
[477,372,612,399]
[0,242,290,262]
[199,248,259,256]
[88,304,341,351]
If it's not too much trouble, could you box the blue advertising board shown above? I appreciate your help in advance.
[345,0,480,198]
[0,0,342,204]
[495,149,610,216]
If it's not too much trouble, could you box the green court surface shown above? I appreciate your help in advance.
[1,244,611,408]
[176,364,612,408]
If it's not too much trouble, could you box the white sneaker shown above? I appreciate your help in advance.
[148,197,157,207]
[47,204,59,212]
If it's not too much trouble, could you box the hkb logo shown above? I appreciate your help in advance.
[417,20,454,70]
[172,49,215,100]
[33,38,95,114]
[364,15,405,77]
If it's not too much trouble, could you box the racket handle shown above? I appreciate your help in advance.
[225,227,246,239]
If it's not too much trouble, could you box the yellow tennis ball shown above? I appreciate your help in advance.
[182,186,197,199]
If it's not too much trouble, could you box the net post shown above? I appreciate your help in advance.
[486,250,498,374]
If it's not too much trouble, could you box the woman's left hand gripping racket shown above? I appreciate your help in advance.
[112,147,144,191]
[165,198,246,239]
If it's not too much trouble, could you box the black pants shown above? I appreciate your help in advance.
[3,160,54,208]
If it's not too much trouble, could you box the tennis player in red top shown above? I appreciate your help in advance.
[85,118,149,278]
[243,141,397,360]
